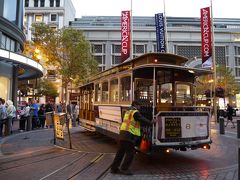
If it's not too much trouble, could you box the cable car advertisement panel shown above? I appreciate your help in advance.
[155,111,210,146]
[98,106,122,123]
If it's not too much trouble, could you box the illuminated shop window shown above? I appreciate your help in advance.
[0,76,10,101]
[35,15,43,22]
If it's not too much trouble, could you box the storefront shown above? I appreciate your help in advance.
[0,48,43,105]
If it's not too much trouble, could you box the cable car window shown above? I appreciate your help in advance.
[176,84,192,105]
[95,83,101,102]
[120,76,131,102]
[160,83,172,103]
[102,81,109,103]
[135,79,153,104]
[110,79,118,103]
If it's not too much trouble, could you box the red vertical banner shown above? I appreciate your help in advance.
[201,7,212,68]
[121,11,131,62]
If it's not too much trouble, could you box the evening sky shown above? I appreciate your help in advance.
[71,0,240,18]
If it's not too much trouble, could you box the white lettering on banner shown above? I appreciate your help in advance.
[202,9,210,58]
[121,12,129,55]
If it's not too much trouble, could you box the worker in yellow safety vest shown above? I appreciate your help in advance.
[111,100,152,175]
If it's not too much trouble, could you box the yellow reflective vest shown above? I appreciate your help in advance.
[120,110,141,136]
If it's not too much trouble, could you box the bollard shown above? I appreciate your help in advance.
[26,115,32,131]
[239,148,240,179]
[237,120,240,139]
[219,116,225,134]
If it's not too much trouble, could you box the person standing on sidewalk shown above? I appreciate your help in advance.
[110,100,152,175]
[20,103,30,131]
[38,104,46,128]
[6,100,16,135]
[31,100,39,129]
[0,98,7,137]
[225,104,235,128]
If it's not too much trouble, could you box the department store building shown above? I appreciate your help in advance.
[0,0,43,105]
[69,16,240,106]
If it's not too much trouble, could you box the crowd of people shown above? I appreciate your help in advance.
[0,98,80,138]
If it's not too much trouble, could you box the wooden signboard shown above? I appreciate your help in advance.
[54,113,65,140]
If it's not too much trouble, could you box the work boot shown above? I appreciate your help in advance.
[120,169,133,175]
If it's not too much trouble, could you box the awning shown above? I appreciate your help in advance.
[0,48,44,80]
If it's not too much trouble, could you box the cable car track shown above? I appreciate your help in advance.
[0,149,79,172]
[39,153,113,180]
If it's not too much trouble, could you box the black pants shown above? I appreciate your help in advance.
[0,119,6,137]
[19,116,26,130]
[39,116,45,128]
[32,116,39,129]
[111,140,135,171]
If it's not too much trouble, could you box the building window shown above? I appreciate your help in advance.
[40,0,45,7]
[0,76,10,101]
[235,57,240,66]
[50,26,57,30]
[35,15,43,22]
[94,55,105,65]
[235,46,240,55]
[25,0,29,7]
[3,0,17,24]
[112,44,121,53]
[176,45,226,66]
[92,44,104,53]
[50,0,54,7]
[92,44,105,70]
[215,46,226,65]
[10,39,15,52]
[1,34,15,52]
[235,68,240,77]
[34,0,39,7]
[56,0,60,7]
[133,44,147,58]
[112,56,121,65]
[1,34,6,49]
[51,14,57,22]
[112,44,121,65]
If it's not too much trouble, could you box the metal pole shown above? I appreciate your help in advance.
[66,114,72,149]
[163,0,168,52]
[52,112,56,145]
[152,67,156,119]
[130,0,133,59]
[210,0,217,123]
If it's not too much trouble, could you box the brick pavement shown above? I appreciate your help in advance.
[0,117,239,179]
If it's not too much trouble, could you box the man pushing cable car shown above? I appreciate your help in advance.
[110,100,153,175]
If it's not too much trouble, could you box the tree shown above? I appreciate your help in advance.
[31,23,98,102]
[37,78,59,98]
[216,65,240,97]
[196,65,240,102]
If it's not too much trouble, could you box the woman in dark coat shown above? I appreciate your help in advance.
[38,104,46,128]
